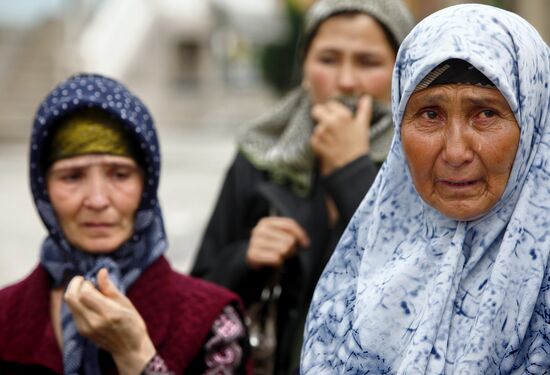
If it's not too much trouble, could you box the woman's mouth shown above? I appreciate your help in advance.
[81,222,116,232]
[84,222,113,227]
[436,179,483,197]
[440,179,478,187]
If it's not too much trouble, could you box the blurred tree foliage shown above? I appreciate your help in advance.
[487,0,514,10]
[257,0,308,96]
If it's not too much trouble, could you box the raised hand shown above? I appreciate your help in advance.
[246,217,310,269]
[64,268,156,375]
[311,95,373,176]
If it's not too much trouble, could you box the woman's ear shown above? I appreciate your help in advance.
[302,78,310,91]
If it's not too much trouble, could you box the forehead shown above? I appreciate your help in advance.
[49,154,138,171]
[312,13,390,49]
[407,84,509,107]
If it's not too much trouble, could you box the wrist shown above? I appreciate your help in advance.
[112,336,156,375]
[320,152,365,176]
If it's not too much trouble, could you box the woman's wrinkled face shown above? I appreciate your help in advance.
[47,154,143,253]
[302,13,395,105]
[401,84,520,221]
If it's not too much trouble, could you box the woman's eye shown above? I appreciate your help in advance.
[112,170,131,180]
[422,110,438,120]
[357,57,381,67]
[318,55,337,65]
[111,167,138,181]
[479,109,496,118]
[60,172,82,182]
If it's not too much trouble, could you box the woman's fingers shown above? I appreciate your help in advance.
[247,246,287,268]
[62,273,156,375]
[311,101,352,125]
[65,273,127,330]
[310,96,371,175]
[65,272,117,314]
[65,276,99,312]
[97,268,118,298]
[64,277,104,336]
[254,230,295,251]
[310,101,353,151]
[256,217,310,248]
[96,268,131,308]
[64,274,151,357]
[65,275,85,296]
[247,217,310,268]
[355,95,373,131]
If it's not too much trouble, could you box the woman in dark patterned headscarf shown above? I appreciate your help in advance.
[0,73,251,374]
[191,0,415,373]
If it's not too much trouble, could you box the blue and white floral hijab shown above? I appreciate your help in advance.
[301,4,550,374]
[30,73,167,374]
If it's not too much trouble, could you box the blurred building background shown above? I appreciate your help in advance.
[0,0,548,286]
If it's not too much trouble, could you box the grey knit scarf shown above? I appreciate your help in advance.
[237,88,393,196]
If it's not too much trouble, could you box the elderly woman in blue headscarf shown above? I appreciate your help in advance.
[301,4,550,374]
[0,74,250,374]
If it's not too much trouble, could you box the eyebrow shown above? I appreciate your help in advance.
[409,92,448,106]
[462,95,505,108]
[50,160,137,172]
[411,89,505,108]
[315,47,384,57]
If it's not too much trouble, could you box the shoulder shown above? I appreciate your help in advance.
[0,266,47,313]
[234,151,254,168]
[0,266,50,353]
[215,152,267,202]
[130,258,245,372]
[168,269,241,307]
[0,279,25,306]
[0,279,24,332]
[231,151,262,179]
[131,257,240,312]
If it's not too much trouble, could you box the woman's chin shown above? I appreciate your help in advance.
[73,238,127,254]
[437,205,489,222]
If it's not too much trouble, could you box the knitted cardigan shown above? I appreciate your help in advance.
[0,256,241,374]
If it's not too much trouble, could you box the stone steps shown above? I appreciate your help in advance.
[0,20,62,141]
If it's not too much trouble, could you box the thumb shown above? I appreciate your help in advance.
[355,95,373,131]
[96,268,122,299]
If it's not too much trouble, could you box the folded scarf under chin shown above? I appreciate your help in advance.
[237,87,393,196]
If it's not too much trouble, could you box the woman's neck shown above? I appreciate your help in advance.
[50,286,65,349]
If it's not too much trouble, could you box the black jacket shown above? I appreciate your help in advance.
[191,151,379,374]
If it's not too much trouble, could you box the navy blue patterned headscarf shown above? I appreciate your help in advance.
[30,73,167,375]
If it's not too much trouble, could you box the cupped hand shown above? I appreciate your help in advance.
[246,217,310,269]
[310,95,373,176]
[64,268,156,375]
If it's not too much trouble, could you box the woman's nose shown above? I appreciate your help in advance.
[83,176,109,210]
[442,120,474,168]
[337,63,358,92]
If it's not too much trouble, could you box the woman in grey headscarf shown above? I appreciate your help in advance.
[192,0,414,373]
